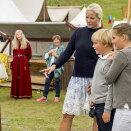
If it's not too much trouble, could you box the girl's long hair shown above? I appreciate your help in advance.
[12,30,29,49]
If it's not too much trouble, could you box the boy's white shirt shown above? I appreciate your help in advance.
[98,52,112,60]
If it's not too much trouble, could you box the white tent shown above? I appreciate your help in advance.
[112,21,131,27]
[12,0,44,22]
[48,9,69,22]
[70,7,87,27]
[47,6,81,22]
[0,0,28,22]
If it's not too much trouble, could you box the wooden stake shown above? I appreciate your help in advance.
[127,0,131,23]
[0,105,1,131]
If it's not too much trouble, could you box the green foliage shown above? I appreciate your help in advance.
[47,0,128,29]
[0,87,93,131]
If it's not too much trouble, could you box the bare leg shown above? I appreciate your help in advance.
[59,114,75,131]
[92,116,98,131]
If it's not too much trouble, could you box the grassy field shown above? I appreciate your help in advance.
[47,0,128,29]
[0,87,93,131]
[1,0,129,130]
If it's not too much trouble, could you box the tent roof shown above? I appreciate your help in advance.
[112,21,131,27]
[70,7,87,27]
[47,6,81,22]
[13,0,44,22]
[0,22,74,39]
[0,0,82,22]
[0,0,28,22]
[48,9,69,22]
[0,0,50,22]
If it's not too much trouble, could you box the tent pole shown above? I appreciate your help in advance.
[127,0,131,23]
[43,0,46,22]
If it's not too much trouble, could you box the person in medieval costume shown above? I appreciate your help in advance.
[10,29,32,99]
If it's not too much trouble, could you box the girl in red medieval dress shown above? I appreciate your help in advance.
[10,29,32,99]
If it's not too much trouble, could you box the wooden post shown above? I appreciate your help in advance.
[127,0,131,23]
[9,40,12,55]
[43,0,46,22]
[0,105,1,131]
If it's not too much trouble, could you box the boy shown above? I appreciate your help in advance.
[89,29,115,131]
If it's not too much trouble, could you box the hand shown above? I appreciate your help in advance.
[107,52,116,60]
[102,112,111,123]
[89,100,94,107]
[87,83,92,95]
[52,52,56,56]
[48,49,56,55]
[39,64,56,78]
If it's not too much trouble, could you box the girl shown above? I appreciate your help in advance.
[104,23,131,131]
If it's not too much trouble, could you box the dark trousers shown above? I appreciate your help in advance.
[43,71,60,98]
[94,103,115,131]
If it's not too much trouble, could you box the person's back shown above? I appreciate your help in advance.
[90,29,115,131]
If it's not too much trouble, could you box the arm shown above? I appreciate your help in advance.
[44,53,49,60]
[104,51,128,84]
[44,48,56,60]
[40,29,78,77]
[53,29,78,68]
[89,84,94,107]
[87,83,92,95]
[102,84,113,123]
[27,43,32,60]
[52,46,65,59]
[52,52,59,59]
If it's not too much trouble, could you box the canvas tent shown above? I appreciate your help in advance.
[0,0,83,56]
[0,0,50,22]
[47,6,81,22]
[70,7,87,27]
[12,0,45,22]
[0,22,73,39]
[112,20,131,27]
[0,0,28,22]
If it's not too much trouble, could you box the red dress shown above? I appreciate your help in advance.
[11,42,32,98]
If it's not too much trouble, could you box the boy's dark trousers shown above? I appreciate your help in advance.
[94,103,115,131]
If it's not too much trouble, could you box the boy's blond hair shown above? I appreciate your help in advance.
[91,29,113,49]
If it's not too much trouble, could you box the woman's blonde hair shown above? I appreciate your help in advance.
[91,29,113,49]
[13,30,29,49]
[86,3,103,19]
[113,23,131,41]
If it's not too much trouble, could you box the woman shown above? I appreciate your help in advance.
[37,35,65,102]
[41,3,103,131]
[11,29,32,99]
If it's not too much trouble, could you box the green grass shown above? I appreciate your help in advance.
[47,0,128,29]
[0,87,93,131]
